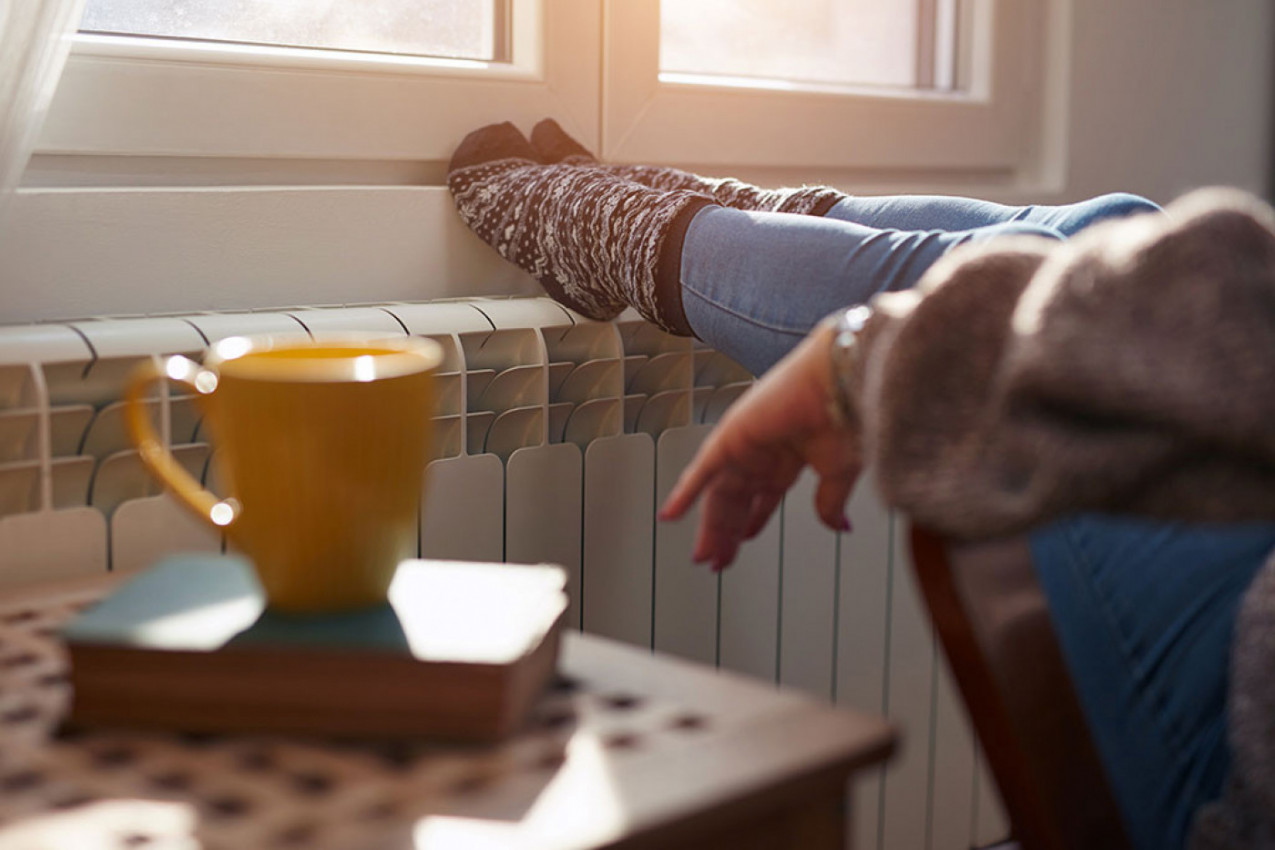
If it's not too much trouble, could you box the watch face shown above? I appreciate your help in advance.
[832,305,869,357]
[825,307,866,429]
[843,305,871,333]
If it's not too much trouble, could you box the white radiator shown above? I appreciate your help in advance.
[0,296,1007,850]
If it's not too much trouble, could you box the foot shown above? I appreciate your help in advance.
[448,122,714,334]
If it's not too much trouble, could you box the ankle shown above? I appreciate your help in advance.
[655,198,716,337]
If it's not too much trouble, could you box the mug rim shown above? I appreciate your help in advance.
[206,334,444,383]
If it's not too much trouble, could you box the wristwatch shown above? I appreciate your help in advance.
[820,305,871,429]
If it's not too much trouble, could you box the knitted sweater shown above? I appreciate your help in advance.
[847,187,1275,847]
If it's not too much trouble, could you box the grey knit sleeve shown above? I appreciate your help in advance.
[851,188,1275,539]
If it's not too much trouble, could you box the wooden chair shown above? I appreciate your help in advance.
[908,525,1133,850]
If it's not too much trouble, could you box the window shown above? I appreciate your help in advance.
[39,0,1039,175]
[80,0,507,62]
[661,0,956,92]
[38,0,601,162]
[603,0,1040,172]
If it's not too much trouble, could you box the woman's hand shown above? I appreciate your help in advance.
[659,322,862,570]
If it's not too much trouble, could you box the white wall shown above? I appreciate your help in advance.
[1063,0,1272,204]
[690,1,1273,207]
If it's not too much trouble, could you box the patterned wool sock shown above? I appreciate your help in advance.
[530,118,846,217]
[447,122,713,335]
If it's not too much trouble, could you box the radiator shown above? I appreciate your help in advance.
[0,296,1007,850]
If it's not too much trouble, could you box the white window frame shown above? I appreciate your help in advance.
[37,0,1047,176]
[602,0,1045,176]
[36,0,601,161]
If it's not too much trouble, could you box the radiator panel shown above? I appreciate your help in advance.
[838,475,892,849]
[653,424,717,666]
[111,493,221,574]
[0,507,106,584]
[717,506,783,682]
[582,433,655,646]
[883,516,939,850]
[505,442,583,616]
[780,469,841,699]
[420,454,504,564]
[933,651,978,848]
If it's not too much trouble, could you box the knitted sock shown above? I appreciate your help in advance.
[530,118,846,217]
[447,122,713,335]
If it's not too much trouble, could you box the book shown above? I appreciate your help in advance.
[62,554,567,741]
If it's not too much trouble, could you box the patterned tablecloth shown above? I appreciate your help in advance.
[0,576,894,850]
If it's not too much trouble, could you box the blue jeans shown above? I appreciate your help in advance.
[1031,518,1275,850]
[676,190,1273,849]
[680,191,1158,375]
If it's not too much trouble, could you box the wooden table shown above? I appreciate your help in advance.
[0,575,895,850]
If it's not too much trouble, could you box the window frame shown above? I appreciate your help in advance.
[36,0,1047,178]
[602,0,1044,176]
[36,0,602,161]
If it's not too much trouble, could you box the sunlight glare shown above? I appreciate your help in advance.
[129,595,263,650]
[214,336,253,362]
[660,0,918,90]
[210,500,236,526]
[353,355,376,383]
[412,733,627,847]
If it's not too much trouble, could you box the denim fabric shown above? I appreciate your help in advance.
[1030,517,1275,850]
[822,191,1160,235]
[679,192,1160,375]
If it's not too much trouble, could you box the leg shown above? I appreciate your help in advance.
[447,122,712,334]
[532,118,1160,235]
[531,119,843,216]
[1029,516,1275,850]
[679,205,1064,375]
[825,192,1163,237]
[449,121,1135,369]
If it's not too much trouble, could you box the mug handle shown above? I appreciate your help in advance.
[124,355,239,532]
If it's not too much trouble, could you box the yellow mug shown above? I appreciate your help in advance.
[125,336,443,613]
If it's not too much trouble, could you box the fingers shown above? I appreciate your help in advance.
[687,465,853,570]
[659,435,728,521]
[693,469,755,570]
[814,464,860,532]
[745,489,785,540]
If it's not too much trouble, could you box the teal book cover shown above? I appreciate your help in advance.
[63,554,568,665]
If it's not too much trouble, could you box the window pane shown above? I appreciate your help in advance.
[660,0,922,90]
[79,0,503,62]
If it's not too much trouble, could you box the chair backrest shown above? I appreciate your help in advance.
[908,525,1132,850]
